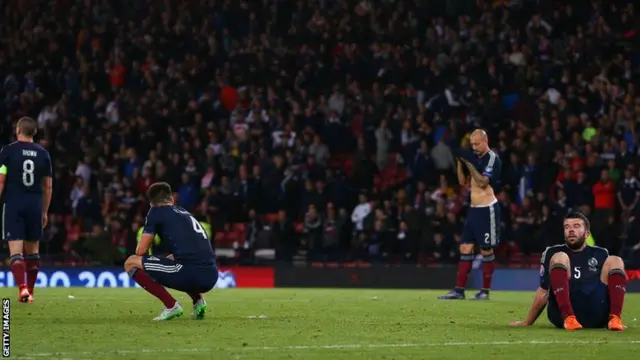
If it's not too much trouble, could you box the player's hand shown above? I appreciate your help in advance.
[459,158,472,166]
[508,320,530,327]
[166,254,175,260]
[42,213,48,229]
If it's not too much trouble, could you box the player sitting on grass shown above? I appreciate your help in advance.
[124,182,219,321]
[509,212,626,331]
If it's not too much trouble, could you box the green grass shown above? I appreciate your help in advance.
[1,288,639,359]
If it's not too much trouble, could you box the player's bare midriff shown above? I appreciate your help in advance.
[469,178,496,207]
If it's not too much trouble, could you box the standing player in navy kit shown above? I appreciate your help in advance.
[124,182,218,321]
[0,117,52,303]
[510,212,626,331]
[439,130,501,300]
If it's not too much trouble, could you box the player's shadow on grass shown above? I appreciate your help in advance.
[43,314,154,325]
[467,323,557,331]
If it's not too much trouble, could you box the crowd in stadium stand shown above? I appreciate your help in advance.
[1,0,640,267]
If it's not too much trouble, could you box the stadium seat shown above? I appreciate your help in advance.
[216,248,236,258]
[232,223,247,232]
[264,213,278,223]
[254,248,275,259]
[215,231,226,243]
[226,231,239,243]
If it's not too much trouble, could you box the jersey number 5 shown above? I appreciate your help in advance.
[189,216,207,239]
[573,266,581,279]
[22,159,35,186]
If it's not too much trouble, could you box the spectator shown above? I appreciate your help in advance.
[592,169,616,236]
[351,194,371,233]
[617,167,640,216]
[1,0,639,266]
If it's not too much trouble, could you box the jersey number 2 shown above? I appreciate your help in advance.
[190,216,207,239]
[22,159,35,186]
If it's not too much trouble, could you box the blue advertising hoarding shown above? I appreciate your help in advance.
[0,268,237,288]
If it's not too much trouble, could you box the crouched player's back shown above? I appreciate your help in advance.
[147,205,217,267]
[142,204,218,295]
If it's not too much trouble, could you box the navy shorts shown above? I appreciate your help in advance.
[547,283,610,329]
[141,255,219,293]
[2,197,43,242]
[461,202,500,249]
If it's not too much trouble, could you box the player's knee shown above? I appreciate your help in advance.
[549,252,570,267]
[7,240,24,256]
[604,255,625,271]
[459,244,474,254]
[124,255,142,273]
[23,240,39,254]
[480,249,493,256]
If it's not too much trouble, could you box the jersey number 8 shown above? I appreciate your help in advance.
[189,215,207,239]
[22,159,35,186]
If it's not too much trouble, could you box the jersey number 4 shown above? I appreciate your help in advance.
[22,159,35,186]
[189,216,207,239]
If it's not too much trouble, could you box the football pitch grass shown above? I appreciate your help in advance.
[2,288,639,360]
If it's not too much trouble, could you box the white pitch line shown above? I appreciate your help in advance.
[11,340,640,358]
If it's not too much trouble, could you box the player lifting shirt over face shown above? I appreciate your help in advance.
[509,212,626,331]
[124,182,218,321]
[439,129,502,300]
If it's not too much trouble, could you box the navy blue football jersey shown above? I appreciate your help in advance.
[143,205,216,265]
[539,244,609,293]
[475,150,501,191]
[0,141,52,197]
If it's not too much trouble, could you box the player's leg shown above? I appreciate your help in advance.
[24,202,44,301]
[438,214,475,299]
[7,240,29,302]
[188,268,218,320]
[4,206,29,301]
[600,255,626,331]
[471,203,500,300]
[171,266,217,320]
[23,241,40,302]
[188,292,207,320]
[546,302,565,329]
[124,255,183,320]
[548,252,582,330]
[23,206,44,301]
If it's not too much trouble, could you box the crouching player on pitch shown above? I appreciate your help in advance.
[510,212,626,331]
[124,182,218,321]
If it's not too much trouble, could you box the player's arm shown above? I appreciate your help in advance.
[0,167,5,196]
[511,249,551,326]
[516,287,548,326]
[42,151,53,214]
[42,176,52,213]
[461,159,490,188]
[136,233,153,256]
[0,147,8,196]
[456,159,467,186]
[137,210,155,256]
